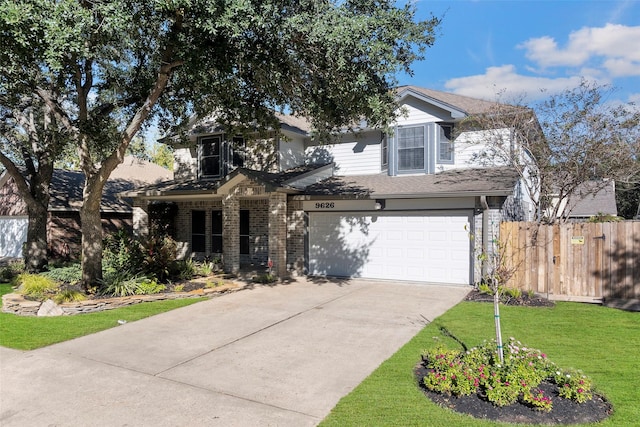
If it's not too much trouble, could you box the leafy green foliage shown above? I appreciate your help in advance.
[41,264,82,284]
[141,235,177,282]
[0,261,25,283]
[15,273,59,300]
[422,337,592,409]
[135,279,166,295]
[102,230,145,279]
[53,289,86,304]
[100,274,148,297]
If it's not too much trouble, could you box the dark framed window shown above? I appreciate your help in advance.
[397,126,425,171]
[437,124,454,164]
[240,210,250,255]
[199,135,245,179]
[192,210,206,253]
[211,210,223,254]
[199,136,222,178]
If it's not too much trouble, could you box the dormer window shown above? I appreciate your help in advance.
[198,134,246,179]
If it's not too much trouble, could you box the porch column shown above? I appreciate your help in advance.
[268,192,287,277]
[222,193,240,273]
[132,199,149,238]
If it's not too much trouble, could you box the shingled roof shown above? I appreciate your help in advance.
[49,157,173,212]
[304,167,520,198]
[395,86,505,116]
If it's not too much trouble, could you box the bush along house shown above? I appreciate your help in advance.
[122,86,537,284]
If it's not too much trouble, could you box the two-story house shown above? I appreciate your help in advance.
[125,86,534,285]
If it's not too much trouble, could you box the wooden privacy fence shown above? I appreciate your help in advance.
[499,221,640,303]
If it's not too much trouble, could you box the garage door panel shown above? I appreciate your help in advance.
[309,211,472,285]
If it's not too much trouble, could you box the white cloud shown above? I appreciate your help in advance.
[444,65,585,102]
[518,24,640,75]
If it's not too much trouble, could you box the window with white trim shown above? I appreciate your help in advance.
[437,123,454,164]
[397,126,425,171]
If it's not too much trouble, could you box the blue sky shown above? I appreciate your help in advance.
[398,0,640,106]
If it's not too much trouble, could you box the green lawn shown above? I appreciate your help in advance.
[320,301,640,427]
[0,283,206,350]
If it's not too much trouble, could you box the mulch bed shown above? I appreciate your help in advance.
[415,288,613,424]
[414,363,613,425]
[464,289,556,307]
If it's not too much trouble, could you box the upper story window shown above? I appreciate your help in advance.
[437,124,454,164]
[388,123,456,175]
[381,133,388,171]
[397,126,425,171]
[198,134,245,179]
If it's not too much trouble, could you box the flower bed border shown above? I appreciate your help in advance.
[2,283,240,317]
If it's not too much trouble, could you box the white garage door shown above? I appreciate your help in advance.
[308,211,472,285]
[0,216,28,258]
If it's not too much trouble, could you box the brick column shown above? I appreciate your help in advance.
[268,192,287,277]
[132,199,149,238]
[286,199,306,275]
[223,193,240,273]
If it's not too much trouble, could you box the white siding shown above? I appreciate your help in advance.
[278,136,305,170]
[394,97,453,126]
[174,147,197,180]
[436,128,512,172]
[305,132,382,176]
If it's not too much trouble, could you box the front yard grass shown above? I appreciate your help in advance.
[320,301,639,427]
[0,283,206,350]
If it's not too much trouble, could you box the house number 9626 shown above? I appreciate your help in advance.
[315,202,335,209]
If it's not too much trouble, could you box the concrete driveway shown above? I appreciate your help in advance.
[0,278,469,426]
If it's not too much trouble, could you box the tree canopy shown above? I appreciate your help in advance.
[466,80,640,223]
[1,0,440,284]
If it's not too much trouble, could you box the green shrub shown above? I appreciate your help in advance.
[15,273,59,299]
[172,259,196,280]
[100,274,147,297]
[103,230,144,277]
[173,284,185,292]
[477,282,493,295]
[53,289,87,304]
[135,279,166,295]
[0,261,25,283]
[503,287,522,299]
[41,264,82,284]
[141,235,177,282]
[421,337,592,409]
[195,261,214,277]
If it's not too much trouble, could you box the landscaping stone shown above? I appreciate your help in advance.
[1,280,242,316]
[37,299,64,317]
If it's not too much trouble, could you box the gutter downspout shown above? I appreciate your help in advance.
[480,195,490,279]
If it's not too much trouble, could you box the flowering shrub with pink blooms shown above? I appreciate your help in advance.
[421,337,594,410]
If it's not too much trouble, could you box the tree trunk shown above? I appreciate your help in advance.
[80,193,104,289]
[23,201,49,272]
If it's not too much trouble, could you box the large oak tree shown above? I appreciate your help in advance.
[1,0,440,286]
